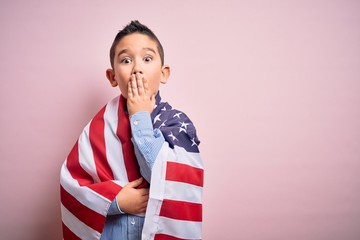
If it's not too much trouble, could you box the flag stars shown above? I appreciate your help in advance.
[168,132,178,141]
[179,127,187,133]
[154,114,161,124]
[160,120,167,128]
[161,106,167,111]
[179,121,190,129]
[191,138,198,147]
[173,112,183,118]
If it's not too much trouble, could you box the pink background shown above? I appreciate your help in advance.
[1,0,360,239]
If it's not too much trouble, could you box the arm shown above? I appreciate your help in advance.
[107,177,148,216]
[110,73,155,215]
[129,111,165,182]
[126,73,203,239]
[126,73,163,181]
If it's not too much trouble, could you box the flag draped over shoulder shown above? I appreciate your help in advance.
[60,94,203,240]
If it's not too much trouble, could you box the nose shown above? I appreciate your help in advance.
[132,60,143,75]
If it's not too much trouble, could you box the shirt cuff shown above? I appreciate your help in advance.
[129,111,153,136]
[107,197,125,215]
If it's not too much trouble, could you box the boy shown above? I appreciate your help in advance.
[60,20,204,240]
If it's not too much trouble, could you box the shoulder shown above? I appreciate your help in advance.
[152,100,200,153]
[152,100,195,129]
[92,95,120,123]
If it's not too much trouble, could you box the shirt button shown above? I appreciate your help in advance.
[133,120,138,126]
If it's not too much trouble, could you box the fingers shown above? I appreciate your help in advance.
[138,194,149,213]
[136,73,146,95]
[130,74,138,96]
[139,202,148,213]
[127,177,144,188]
[127,73,154,115]
[117,178,150,214]
[138,188,150,196]
[143,77,149,94]
[127,80,133,98]
[128,73,148,98]
[132,188,149,214]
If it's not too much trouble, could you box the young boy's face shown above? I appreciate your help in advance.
[106,33,170,99]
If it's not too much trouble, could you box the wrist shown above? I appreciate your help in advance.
[115,196,126,214]
[129,111,153,132]
[128,108,152,117]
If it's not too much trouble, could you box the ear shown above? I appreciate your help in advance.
[160,65,170,84]
[106,68,118,87]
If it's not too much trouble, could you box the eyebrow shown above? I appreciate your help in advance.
[142,47,156,54]
[117,47,156,58]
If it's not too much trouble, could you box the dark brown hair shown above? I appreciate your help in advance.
[109,20,164,68]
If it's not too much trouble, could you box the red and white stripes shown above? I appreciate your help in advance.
[61,96,126,240]
[142,145,203,240]
[61,95,203,239]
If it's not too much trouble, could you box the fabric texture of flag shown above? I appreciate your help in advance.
[60,93,203,240]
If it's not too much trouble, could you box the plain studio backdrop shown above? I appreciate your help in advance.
[1,0,359,239]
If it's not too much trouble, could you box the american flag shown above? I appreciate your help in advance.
[60,93,203,239]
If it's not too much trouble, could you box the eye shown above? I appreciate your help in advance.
[121,57,132,64]
[143,56,153,62]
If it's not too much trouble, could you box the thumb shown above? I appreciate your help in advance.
[127,177,143,188]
